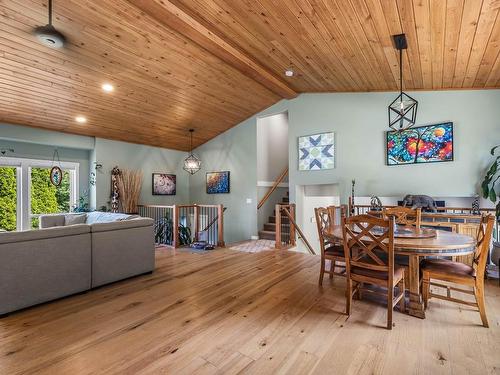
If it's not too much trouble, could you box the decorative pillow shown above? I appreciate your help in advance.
[64,213,87,226]
[85,211,137,224]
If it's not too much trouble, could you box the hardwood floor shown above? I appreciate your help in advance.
[1,248,499,374]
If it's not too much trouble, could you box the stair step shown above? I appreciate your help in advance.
[268,216,290,224]
[264,223,290,231]
[282,197,289,203]
[259,230,276,240]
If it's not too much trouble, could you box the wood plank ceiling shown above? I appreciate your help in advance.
[0,0,499,150]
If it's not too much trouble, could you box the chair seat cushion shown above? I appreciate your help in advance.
[421,258,475,278]
[324,244,344,258]
[351,265,404,282]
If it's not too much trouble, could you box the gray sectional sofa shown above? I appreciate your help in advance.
[0,212,155,315]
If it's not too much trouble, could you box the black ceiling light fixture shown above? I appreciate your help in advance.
[183,129,201,175]
[34,0,66,48]
[388,33,418,131]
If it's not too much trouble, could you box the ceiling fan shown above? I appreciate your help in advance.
[34,0,65,48]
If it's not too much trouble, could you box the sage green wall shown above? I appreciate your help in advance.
[189,101,289,244]
[193,89,500,243]
[0,123,92,197]
[93,138,189,209]
[288,90,500,203]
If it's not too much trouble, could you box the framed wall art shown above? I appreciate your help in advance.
[206,171,230,194]
[298,132,335,170]
[152,173,176,195]
[386,122,453,165]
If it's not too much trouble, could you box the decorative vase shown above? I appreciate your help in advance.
[492,242,500,266]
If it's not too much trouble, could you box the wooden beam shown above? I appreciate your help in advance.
[129,0,297,99]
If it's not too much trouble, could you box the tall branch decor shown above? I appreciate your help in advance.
[117,169,143,214]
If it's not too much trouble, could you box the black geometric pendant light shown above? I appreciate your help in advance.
[183,129,201,175]
[388,34,418,131]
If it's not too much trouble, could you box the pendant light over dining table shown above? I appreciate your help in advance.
[183,129,201,175]
[388,34,418,131]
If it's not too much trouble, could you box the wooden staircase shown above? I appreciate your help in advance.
[259,192,289,240]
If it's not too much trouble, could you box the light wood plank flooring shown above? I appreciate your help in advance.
[1,248,499,374]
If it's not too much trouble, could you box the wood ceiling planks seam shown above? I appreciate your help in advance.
[0,0,499,149]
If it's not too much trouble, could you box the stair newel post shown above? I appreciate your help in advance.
[289,204,296,247]
[217,204,225,247]
[173,205,180,248]
[193,204,199,242]
[275,204,282,249]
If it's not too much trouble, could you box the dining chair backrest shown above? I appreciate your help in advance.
[472,215,495,280]
[315,207,334,255]
[342,214,395,279]
[383,206,421,230]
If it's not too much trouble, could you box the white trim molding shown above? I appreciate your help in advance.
[257,181,288,188]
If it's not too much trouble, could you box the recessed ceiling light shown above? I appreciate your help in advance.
[285,69,294,77]
[102,83,114,92]
[75,116,87,124]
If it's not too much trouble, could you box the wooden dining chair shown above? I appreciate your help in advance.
[315,205,347,285]
[421,215,495,327]
[383,206,421,230]
[342,214,405,330]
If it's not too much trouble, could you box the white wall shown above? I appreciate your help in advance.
[256,112,289,182]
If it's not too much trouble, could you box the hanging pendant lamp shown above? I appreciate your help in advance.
[183,129,201,175]
[388,34,418,131]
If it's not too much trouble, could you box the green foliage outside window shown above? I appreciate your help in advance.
[0,167,71,231]
[0,167,17,231]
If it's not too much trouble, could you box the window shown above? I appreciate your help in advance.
[0,166,19,232]
[0,157,79,231]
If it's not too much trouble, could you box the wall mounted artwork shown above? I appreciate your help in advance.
[386,122,454,165]
[298,132,335,170]
[152,173,176,195]
[206,171,230,194]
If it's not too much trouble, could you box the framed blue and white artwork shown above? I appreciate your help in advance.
[298,132,335,170]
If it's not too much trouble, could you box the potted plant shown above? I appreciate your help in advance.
[481,145,500,265]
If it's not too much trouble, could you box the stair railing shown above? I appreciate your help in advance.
[275,203,316,255]
[257,167,289,209]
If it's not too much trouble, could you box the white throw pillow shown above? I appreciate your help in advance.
[64,213,87,226]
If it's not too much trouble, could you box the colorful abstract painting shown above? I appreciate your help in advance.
[298,132,335,170]
[206,171,230,194]
[152,173,176,195]
[387,122,453,165]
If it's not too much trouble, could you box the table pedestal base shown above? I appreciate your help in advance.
[408,255,426,319]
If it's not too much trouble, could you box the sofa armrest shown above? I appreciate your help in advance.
[39,214,66,228]
[90,218,154,233]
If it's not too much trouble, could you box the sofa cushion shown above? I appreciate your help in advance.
[0,224,90,244]
[85,211,139,225]
[90,218,154,233]
[65,213,87,226]
[39,214,65,228]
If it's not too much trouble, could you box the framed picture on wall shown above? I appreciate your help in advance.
[298,132,335,170]
[386,122,454,166]
[152,173,176,195]
[206,171,230,194]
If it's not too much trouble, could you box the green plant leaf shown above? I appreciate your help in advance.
[489,188,497,203]
[482,179,491,198]
[491,145,500,156]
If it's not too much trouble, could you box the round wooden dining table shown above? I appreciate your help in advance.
[324,225,476,319]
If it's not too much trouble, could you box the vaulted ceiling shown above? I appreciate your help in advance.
[1,0,499,150]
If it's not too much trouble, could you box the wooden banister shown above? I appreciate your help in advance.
[274,203,315,255]
[258,167,289,209]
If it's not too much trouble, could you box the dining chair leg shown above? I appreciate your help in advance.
[319,257,325,286]
[346,278,352,316]
[422,273,430,309]
[329,260,334,279]
[387,285,393,330]
[399,277,405,313]
[474,282,489,328]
